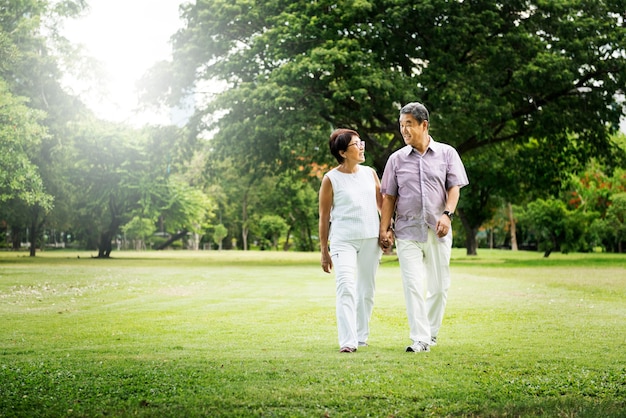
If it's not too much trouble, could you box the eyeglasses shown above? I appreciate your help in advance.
[348,140,365,149]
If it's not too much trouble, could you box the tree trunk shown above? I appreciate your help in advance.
[29,217,37,257]
[465,228,478,256]
[242,189,249,251]
[283,225,292,251]
[155,229,188,250]
[11,226,22,250]
[97,230,114,258]
[28,205,44,257]
[458,209,478,256]
[507,202,518,251]
[96,196,123,258]
[543,234,559,258]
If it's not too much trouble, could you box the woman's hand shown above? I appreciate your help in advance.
[379,229,394,253]
[321,251,333,273]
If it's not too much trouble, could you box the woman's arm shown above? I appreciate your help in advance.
[318,175,333,273]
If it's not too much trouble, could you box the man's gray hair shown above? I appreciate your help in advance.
[400,102,429,123]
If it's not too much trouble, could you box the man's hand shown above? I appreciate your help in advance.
[436,215,451,238]
[379,229,394,252]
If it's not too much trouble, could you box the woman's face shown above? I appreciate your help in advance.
[343,135,366,164]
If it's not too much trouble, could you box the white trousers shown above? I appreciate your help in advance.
[330,237,381,349]
[397,229,452,344]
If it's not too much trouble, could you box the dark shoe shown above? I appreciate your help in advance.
[339,346,357,353]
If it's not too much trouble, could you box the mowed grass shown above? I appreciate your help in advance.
[0,249,624,417]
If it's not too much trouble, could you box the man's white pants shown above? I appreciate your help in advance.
[330,238,381,349]
[396,229,452,344]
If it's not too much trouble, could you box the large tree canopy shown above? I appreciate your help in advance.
[144,0,626,253]
[1,0,91,255]
[158,0,625,167]
[0,80,52,210]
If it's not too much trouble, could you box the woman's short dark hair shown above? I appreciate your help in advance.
[329,128,359,164]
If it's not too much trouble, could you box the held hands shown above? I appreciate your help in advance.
[379,229,395,254]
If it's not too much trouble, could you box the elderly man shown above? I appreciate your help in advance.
[379,102,469,353]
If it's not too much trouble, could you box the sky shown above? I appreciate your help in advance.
[61,0,185,126]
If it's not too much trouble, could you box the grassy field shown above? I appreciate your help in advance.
[0,249,624,417]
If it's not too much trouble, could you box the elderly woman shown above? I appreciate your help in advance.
[318,128,383,353]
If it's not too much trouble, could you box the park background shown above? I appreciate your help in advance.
[1,2,625,416]
[1,0,625,258]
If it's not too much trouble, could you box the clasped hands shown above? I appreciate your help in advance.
[378,229,394,253]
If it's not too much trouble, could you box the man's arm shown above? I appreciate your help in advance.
[436,185,460,238]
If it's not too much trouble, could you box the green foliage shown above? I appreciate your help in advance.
[159,176,215,235]
[122,216,156,241]
[0,31,18,70]
[161,0,626,168]
[567,162,626,214]
[516,198,599,257]
[258,214,288,250]
[591,192,626,252]
[121,216,156,251]
[0,80,53,210]
[0,0,93,255]
[50,117,214,256]
[212,223,228,249]
[257,173,320,251]
[148,0,626,255]
[606,192,626,237]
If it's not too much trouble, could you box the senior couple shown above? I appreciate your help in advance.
[318,102,469,353]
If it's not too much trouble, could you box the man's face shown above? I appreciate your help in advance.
[399,113,427,146]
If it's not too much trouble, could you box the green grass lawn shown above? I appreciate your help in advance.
[0,249,624,417]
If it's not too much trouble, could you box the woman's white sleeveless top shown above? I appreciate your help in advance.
[325,165,380,242]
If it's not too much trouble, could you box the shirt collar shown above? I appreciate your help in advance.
[402,136,438,156]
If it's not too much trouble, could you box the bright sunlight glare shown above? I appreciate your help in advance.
[61,0,184,126]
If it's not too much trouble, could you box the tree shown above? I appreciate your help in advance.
[258,214,288,251]
[200,157,267,250]
[121,216,156,250]
[257,171,320,251]
[146,0,626,254]
[567,161,626,216]
[516,198,598,257]
[212,223,228,250]
[563,146,626,252]
[1,0,90,256]
[154,177,214,250]
[0,81,52,210]
[600,193,626,253]
[589,189,626,253]
[68,120,154,257]
[0,81,54,255]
